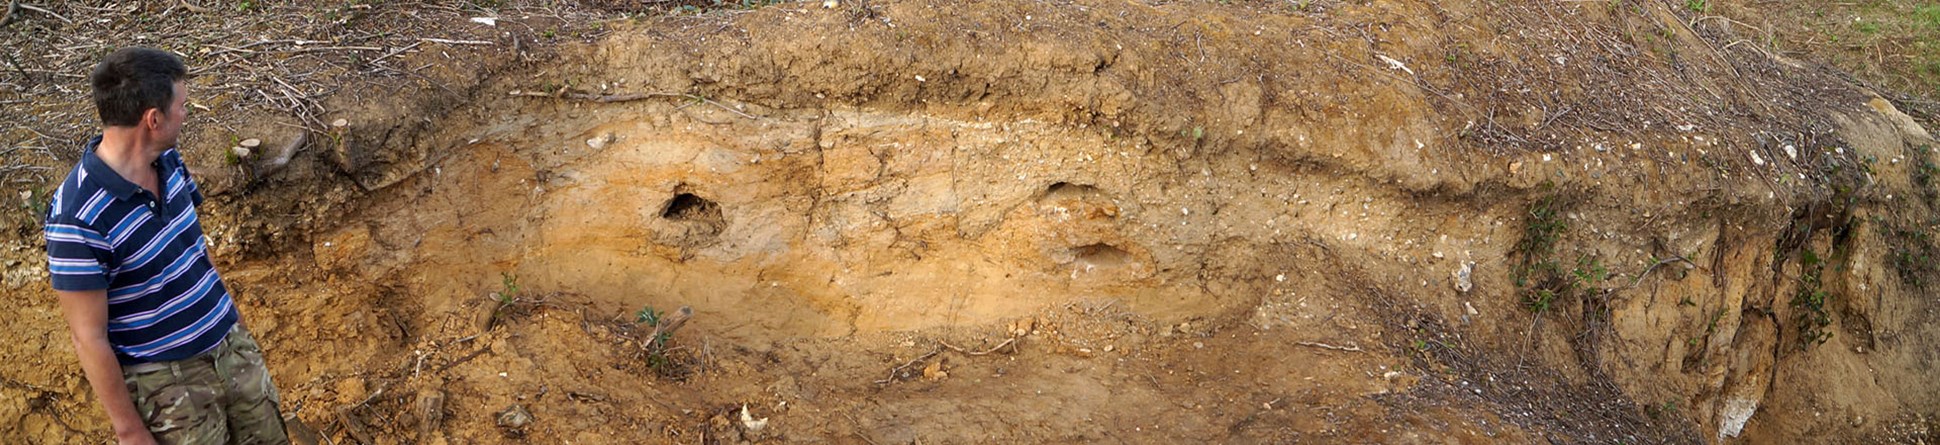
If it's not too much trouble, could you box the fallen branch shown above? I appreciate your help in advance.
[431,347,489,374]
[418,37,494,46]
[369,41,422,65]
[1294,341,1363,352]
[509,89,760,120]
[3,51,29,83]
[14,3,68,24]
[282,46,386,55]
[874,338,1019,385]
[206,39,330,57]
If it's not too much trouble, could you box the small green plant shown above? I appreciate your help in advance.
[1526,288,1559,313]
[636,305,669,344]
[1648,400,1679,420]
[499,272,520,299]
[1913,145,1937,206]
[634,305,691,372]
[1572,256,1608,285]
[1519,195,1568,257]
[1887,222,1938,289]
[1683,0,1706,13]
[480,272,522,330]
[1508,188,1616,317]
[20,187,47,216]
[1790,249,1834,348]
[235,0,254,11]
[222,134,243,166]
[1180,126,1205,142]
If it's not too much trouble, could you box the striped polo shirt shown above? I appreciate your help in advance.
[44,136,236,365]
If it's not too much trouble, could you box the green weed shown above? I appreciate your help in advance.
[1790,249,1834,348]
[19,187,46,216]
[1645,400,1676,419]
[1511,191,1609,315]
[1684,0,1706,13]
[636,306,670,344]
[1919,4,1940,30]
[634,305,682,371]
[481,272,521,331]
[1518,195,1568,258]
[1887,223,1937,289]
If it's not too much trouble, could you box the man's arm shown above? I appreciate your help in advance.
[56,289,156,445]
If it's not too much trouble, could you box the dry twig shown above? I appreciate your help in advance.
[874,349,940,385]
[938,337,1016,356]
[14,3,67,24]
[177,0,213,14]
[419,37,494,46]
[643,306,692,351]
[841,412,884,445]
[1294,341,1364,352]
[509,89,760,119]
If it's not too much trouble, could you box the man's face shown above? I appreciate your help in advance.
[149,81,188,149]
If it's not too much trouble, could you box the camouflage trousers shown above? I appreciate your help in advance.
[121,326,289,445]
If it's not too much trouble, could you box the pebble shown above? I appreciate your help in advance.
[497,404,533,429]
[1452,262,1474,293]
[586,133,615,149]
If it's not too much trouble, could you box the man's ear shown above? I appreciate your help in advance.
[141,107,163,131]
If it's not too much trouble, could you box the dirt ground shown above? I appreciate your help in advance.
[3,0,1939,444]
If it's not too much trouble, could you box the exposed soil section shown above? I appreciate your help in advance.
[3,0,1939,444]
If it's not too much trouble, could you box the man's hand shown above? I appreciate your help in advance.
[55,289,153,444]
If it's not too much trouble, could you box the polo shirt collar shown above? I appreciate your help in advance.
[79,135,159,201]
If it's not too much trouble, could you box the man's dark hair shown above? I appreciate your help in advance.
[90,47,187,127]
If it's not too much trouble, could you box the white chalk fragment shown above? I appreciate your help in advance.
[1376,54,1414,76]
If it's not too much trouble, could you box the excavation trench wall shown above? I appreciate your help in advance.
[318,1,1940,440]
[3,0,1938,443]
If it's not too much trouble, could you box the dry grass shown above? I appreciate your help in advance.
[1713,1,1940,125]
[0,1,626,186]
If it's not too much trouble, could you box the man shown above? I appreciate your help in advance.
[44,47,289,445]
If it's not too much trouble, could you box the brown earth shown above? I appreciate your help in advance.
[3,0,1939,444]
